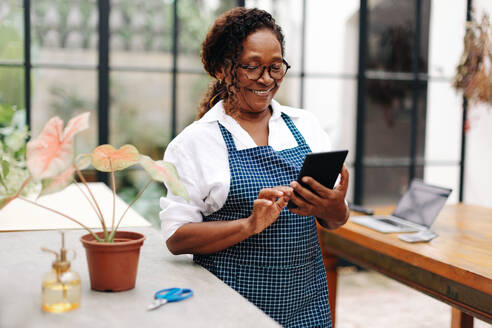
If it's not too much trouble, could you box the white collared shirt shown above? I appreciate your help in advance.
[159,100,332,241]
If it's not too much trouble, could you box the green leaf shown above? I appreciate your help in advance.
[1,159,9,178]
[0,104,14,126]
[14,144,26,159]
[5,128,27,152]
[0,196,12,209]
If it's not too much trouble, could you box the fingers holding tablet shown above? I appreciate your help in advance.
[287,150,348,210]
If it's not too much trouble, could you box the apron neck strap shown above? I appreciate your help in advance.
[217,122,237,152]
[280,112,307,147]
[217,112,307,153]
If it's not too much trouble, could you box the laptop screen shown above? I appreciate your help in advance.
[392,180,452,227]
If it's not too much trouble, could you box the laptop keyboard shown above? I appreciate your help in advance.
[378,218,409,227]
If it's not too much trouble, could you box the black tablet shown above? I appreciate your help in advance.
[287,150,349,209]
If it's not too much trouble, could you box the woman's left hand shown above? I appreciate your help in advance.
[288,165,350,229]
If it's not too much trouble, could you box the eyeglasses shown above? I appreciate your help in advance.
[238,59,291,81]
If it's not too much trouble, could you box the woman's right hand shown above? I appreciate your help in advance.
[247,186,293,235]
[167,186,292,255]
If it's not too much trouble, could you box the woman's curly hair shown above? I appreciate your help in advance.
[198,7,285,118]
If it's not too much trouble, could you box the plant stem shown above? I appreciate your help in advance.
[0,178,9,193]
[18,196,103,242]
[109,178,153,242]
[1,174,32,209]
[15,174,32,197]
[110,161,116,234]
[73,165,108,240]
[73,180,105,226]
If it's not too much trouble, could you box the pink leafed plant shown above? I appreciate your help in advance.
[1,112,188,243]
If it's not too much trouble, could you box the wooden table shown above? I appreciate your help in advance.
[318,204,492,328]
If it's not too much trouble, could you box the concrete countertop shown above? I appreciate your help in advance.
[0,227,280,328]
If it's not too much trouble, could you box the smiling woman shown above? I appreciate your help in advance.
[231,30,288,119]
[198,8,286,119]
[159,7,349,328]
[219,28,287,146]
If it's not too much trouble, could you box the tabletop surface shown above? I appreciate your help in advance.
[0,227,280,328]
[339,204,492,295]
[0,184,279,327]
[0,183,151,231]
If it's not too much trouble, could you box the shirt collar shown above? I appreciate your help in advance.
[199,99,301,124]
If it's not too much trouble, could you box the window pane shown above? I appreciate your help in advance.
[110,71,172,160]
[178,0,237,72]
[418,0,431,73]
[0,0,23,62]
[425,81,461,162]
[31,0,97,65]
[109,0,172,69]
[245,0,303,73]
[363,166,424,206]
[424,166,459,204]
[346,165,355,204]
[365,80,427,161]
[115,169,164,229]
[0,67,24,107]
[177,73,209,133]
[367,0,430,73]
[275,76,301,108]
[304,78,357,157]
[428,0,467,78]
[31,68,98,154]
[305,1,360,75]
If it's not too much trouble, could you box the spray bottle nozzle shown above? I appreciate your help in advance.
[41,231,74,272]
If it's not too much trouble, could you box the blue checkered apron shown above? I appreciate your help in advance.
[194,113,332,327]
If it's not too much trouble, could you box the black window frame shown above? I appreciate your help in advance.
[354,0,470,204]
[2,0,471,203]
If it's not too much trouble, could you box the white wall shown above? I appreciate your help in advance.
[464,104,492,207]
[425,0,467,204]
[462,0,492,207]
[304,2,359,202]
[423,0,492,207]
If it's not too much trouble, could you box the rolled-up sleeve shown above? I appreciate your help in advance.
[159,141,206,241]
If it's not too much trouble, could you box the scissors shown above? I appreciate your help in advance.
[147,287,193,311]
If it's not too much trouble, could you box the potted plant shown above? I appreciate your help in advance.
[0,104,39,206]
[453,13,492,113]
[2,111,188,291]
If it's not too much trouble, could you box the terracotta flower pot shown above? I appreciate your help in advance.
[80,231,145,292]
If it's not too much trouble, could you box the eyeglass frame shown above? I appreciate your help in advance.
[236,59,291,81]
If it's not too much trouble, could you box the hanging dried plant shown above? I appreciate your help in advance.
[453,13,492,107]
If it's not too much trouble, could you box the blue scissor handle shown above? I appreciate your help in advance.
[154,288,193,302]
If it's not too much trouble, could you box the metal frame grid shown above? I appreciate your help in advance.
[0,0,470,203]
[353,0,470,204]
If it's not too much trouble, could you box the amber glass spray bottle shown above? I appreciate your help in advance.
[41,232,81,313]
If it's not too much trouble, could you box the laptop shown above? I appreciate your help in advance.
[350,180,452,233]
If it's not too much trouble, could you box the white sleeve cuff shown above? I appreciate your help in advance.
[160,196,203,241]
